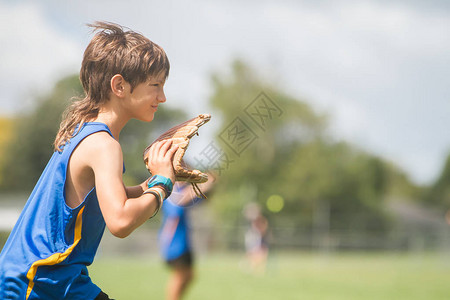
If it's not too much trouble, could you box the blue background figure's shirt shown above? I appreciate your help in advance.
[159,185,201,261]
[0,122,115,300]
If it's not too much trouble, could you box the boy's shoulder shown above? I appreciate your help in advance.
[84,129,118,143]
[77,130,122,159]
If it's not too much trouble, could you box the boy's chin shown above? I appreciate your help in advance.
[139,113,155,122]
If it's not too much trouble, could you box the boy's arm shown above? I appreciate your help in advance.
[88,134,176,238]
[125,180,149,199]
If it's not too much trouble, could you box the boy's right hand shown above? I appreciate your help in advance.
[145,140,178,183]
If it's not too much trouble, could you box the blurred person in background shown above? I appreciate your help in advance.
[243,202,270,275]
[159,175,215,300]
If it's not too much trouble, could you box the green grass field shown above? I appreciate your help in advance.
[90,251,450,300]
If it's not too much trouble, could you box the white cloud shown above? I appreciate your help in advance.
[0,2,82,113]
[242,1,450,184]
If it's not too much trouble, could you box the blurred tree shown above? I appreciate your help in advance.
[0,75,82,191]
[208,59,416,239]
[0,74,186,192]
[209,60,326,222]
[424,153,450,209]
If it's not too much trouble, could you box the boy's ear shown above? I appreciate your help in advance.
[110,74,129,98]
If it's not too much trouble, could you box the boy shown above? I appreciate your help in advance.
[0,22,176,299]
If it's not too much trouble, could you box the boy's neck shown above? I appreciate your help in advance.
[93,98,130,140]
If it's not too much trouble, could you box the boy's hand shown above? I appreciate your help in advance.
[146,140,178,183]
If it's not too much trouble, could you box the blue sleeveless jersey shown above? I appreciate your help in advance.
[159,185,201,261]
[0,122,114,300]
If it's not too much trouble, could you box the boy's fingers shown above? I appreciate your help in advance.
[149,141,163,164]
[150,140,174,161]
[149,141,159,162]
[166,144,179,159]
[160,140,173,154]
[161,140,173,158]
[154,140,164,158]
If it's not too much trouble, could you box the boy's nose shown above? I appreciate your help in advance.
[158,90,166,103]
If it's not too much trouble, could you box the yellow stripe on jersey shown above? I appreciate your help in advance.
[26,206,85,299]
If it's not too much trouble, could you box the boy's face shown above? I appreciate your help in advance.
[127,73,166,122]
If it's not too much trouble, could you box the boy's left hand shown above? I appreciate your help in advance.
[145,140,178,183]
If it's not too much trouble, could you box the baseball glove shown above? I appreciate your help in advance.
[143,114,211,198]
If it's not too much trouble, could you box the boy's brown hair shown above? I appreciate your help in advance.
[54,21,170,151]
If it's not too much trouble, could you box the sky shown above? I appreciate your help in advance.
[0,0,449,185]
